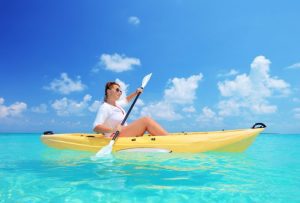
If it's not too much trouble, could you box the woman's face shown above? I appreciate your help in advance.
[107,84,122,100]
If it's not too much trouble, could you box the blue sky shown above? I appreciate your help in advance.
[1,0,300,133]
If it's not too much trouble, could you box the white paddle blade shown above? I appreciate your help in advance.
[141,73,152,89]
[95,140,115,158]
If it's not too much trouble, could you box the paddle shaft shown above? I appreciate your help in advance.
[111,89,142,140]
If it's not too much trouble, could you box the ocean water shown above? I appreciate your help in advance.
[0,133,300,202]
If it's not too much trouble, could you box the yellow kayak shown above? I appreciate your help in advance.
[41,123,266,153]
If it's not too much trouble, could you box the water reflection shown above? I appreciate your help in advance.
[35,148,259,193]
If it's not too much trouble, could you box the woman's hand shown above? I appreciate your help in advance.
[126,87,144,103]
[112,124,123,133]
[136,87,143,94]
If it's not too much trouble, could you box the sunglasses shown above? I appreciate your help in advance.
[113,88,122,93]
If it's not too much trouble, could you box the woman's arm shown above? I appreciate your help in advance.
[126,88,143,103]
[93,124,114,134]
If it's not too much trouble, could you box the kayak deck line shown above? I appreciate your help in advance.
[118,148,172,153]
[41,123,266,153]
[44,138,103,149]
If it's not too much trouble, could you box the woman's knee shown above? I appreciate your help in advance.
[141,116,153,124]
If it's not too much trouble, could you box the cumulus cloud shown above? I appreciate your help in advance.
[130,99,146,119]
[31,104,48,113]
[44,73,86,94]
[286,63,300,70]
[51,78,130,116]
[51,94,92,116]
[128,16,140,25]
[182,106,196,113]
[197,107,222,123]
[164,74,203,104]
[0,97,27,118]
[218,74,252,97]
[89,100,102,112]
[136,99,145,107]
[218,99,244,116]
[98,53,141,73]
[217,69,239,77]
[141,101,182,121]
[140,74,203,121]
[217,55,290,116]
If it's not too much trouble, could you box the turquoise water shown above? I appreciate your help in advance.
[0,133,300,202]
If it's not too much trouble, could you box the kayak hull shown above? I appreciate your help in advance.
[41,128,264,153]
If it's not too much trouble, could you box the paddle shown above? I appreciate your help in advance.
[94,73,152,157]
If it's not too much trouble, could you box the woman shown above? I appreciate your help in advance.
[93,82,168,137]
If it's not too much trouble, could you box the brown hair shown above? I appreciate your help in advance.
[104,82,120,102]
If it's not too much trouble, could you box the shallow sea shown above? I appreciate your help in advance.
[0,133,300,202]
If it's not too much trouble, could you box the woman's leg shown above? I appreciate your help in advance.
[119,116,168,137]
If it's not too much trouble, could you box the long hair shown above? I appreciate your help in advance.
[104,82,120,102]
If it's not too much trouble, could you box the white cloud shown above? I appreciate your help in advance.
[140,101,182,121]
[293,108,300,119]
[130,99,145,119]
[199,107,215,119]
[252,103,277,114]
[51,94,92,116]
[44,73,86,95]
[89,100,102,112]
[136,99,145,107]
[164,74,203,104]
[99,53,141,73]
[0,97,27,118]
[218,99,243,117]
[218,74,252,97]
[217,56,290,116]
[31,104,48,113]
[128,16,140,25]
[50,78,130,116]
[286,63,300,70]
[217,69,239,77]
[197,107,222,123]
[182,106,196,113]
[140,74,203,121]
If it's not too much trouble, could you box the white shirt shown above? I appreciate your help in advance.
[93,100,128,137]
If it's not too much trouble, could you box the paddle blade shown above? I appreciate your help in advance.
[94,140,115,158]
[141,73,152,88]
